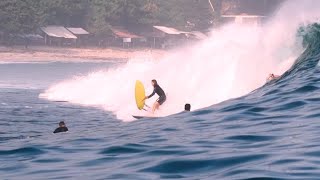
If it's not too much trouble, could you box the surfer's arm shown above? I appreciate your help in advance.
[147,90,156,99]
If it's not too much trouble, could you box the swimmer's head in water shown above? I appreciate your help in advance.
[59,121,66,127]
[185,104,191,111]
[151,79,158,87]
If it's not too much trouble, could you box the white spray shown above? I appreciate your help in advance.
[40,0,320,121]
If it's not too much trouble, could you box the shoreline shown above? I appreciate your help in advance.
[0,46,167,62]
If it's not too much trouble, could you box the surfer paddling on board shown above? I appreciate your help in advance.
[143,79,166,113]
[267,73,280,82]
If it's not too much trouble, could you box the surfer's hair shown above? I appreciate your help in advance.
[152,79,158,85]
[185,104,191,111]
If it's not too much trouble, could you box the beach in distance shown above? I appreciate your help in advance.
[0,46,167,62]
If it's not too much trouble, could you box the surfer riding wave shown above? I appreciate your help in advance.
[144,79,166,113]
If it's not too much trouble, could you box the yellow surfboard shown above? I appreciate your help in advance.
[135,80,146,110]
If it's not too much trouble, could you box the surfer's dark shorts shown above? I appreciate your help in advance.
[157,95,166,105]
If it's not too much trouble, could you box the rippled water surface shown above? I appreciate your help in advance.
[1,55,320,180]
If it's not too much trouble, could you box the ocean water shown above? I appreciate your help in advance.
[2,1,320,179]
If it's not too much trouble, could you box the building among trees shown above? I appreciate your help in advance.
[0,0,285,47]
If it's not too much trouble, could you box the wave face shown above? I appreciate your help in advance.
[40,0,320,121]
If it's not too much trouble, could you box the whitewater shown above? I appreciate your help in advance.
[40,0,319,120]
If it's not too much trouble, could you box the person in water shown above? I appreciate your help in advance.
[53,121,68,134]
[267,73,280,81]
[185,104,191,111]
[144,79,166,113]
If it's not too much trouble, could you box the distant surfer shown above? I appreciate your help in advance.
[185,104,191,111]
[144,80,166,113]
[53,121,68,134]
[267,73,280,82]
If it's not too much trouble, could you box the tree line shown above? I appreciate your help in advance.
[0,0,223,37]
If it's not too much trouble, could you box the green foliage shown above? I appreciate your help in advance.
[38,0,89,26]
[0,0,219,36]
[0,0,41,34]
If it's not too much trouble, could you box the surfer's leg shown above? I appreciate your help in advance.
[152,102,160,113]
[157,96,166,105]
